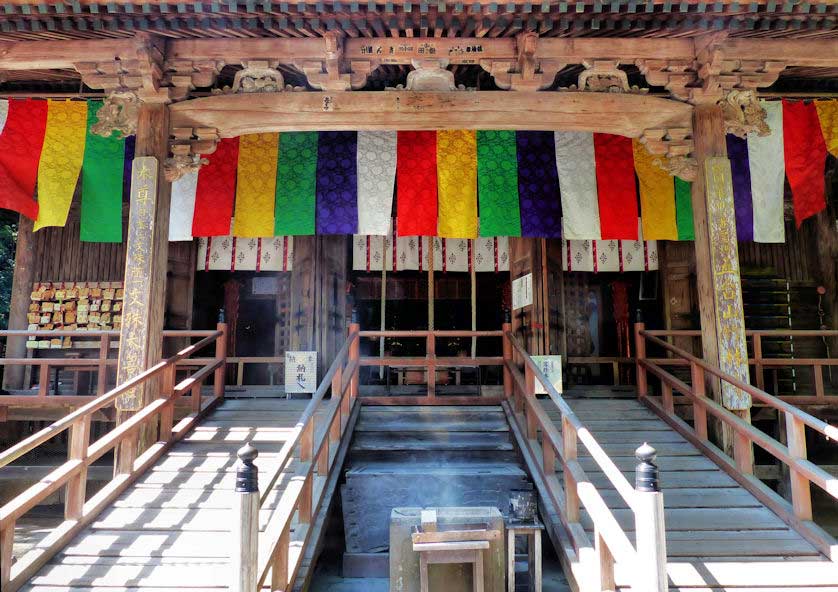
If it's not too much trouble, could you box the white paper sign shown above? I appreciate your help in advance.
[531,355,563,395]
[512,273,533,310]
[285,351,317,394]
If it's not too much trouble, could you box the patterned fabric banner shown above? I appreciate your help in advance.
[555,132,601,240]
[397,131,438,236]
[476,130,521,237]
[437,130,478,239]
[316,131,358,235]
[782,99,827,227]
[592,133,637,240]
[192,137,239,237]
[748,100,785,243]
[726,134,754,242]
[80,101,125,243]
[633,140,678,241]
[516,131,562,238]
[563,220,658,272]
[197,234,294,272]
[275,131,318,236]
[169,170,199,241]
[233,133,279,237]
[0,99,48,220]
[815,100,838,157]
[356,131,396,236]
[674,177,695,241]
[34,100,88,231]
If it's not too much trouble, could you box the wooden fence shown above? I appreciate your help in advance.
[635,323,838,560]
[0,324,228,592]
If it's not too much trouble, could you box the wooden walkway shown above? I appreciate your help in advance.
[544,395,838,591]
[19,398,338,592]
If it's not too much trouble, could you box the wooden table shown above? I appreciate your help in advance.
[506,521,543,592]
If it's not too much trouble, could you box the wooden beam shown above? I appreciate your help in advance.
[2,216,34,391]
[0,39,139,70]
[719,39,838,68]
[170,90,693,137]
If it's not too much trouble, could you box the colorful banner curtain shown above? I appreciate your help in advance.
[275,131,318,236]
[316,131,358,235]
[437,130,478,239]
[726,134,754,242]
[555,131,601,240]
[815,100,838,157]
[748,100,785,243]
[233,133,279,237]
[397,131,438,236]
[516,131,562,238]
[192,137,239,237]
[783,100,827,227]
[34,101,88,231]
[169,170,199,241]
[356,131,397,236]
[592,133,637,240]
[0,99,48,220]
[674,177,695,241]
[80,101,125,243]
[476,130,521,237]
[197,235,294,272]
[633,140,678,241]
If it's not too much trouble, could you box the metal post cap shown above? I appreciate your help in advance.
[235,443,259,493]
[635,442,660,493]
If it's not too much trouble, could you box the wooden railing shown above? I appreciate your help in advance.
[255,323,360,592]
[358,329,504,400]
[0,323,228,592]
[635,323,838,560]
[641,328,838,404]
[503,323,668,592]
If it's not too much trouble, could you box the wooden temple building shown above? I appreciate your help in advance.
[0,1,837,591]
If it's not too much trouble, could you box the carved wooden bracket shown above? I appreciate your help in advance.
[166,127,219,181]
[720,89,770,139]
[90,91,140,139]
[165,59,225,101]
[297,33,376,91]
[635,59,695,101]
[480,33,564,91]
[639,127,697,181]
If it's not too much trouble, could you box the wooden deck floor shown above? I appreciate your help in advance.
[19,398,338,592]
[546,396,838,591]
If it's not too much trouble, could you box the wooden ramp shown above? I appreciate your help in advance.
[511,393,838,592]
[19,398,350,592]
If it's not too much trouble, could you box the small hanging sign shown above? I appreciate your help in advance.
[511,273,533,310]
[531,355,563,395]
[285,351,318,394]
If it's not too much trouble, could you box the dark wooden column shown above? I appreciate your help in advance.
[691,103,753,454]
[2,216,35,390]
[114,103,172,443]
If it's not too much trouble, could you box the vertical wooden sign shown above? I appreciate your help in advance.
[116,156,158,411]
[704,157,751,410]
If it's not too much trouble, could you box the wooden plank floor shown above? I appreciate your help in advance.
[547,396,838,591]
[20,398,338,592]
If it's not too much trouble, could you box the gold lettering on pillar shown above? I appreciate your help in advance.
[705,157,751,410]
[116,156,158,411]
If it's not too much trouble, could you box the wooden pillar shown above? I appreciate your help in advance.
[690,103,752,455]
[2,216,35,390]
[115,103,172,447]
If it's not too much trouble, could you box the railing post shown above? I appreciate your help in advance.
[159,364,176,442]
[426,332,436,399]
[562,416,580,523]
[38,363,50,397]
[785,413,813,521]
[65,415,91,520]
[633,444,667,592]
[232,444,259,592]
[215,320,228,401]
[97,334,110,396]
[595,528,616,592]
[752,334,765,391]
[1,522,13,591]
[690,362,708,441]
[634,323,647,398]
[502,322,513,398]
[349,323,360,401]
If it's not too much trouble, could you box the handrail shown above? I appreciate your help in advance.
[635,322,838,560]
[502,323,667,592]
[0,323,229,592]
[256,323,361,592]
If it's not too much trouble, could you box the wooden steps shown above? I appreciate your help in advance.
[19,398,341,592]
